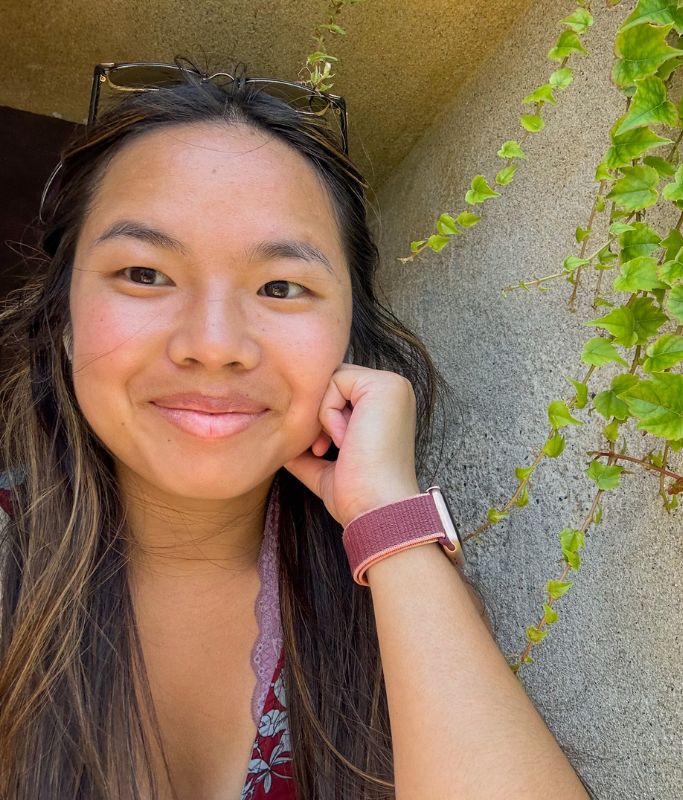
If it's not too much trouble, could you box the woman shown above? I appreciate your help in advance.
[0,59,592,799]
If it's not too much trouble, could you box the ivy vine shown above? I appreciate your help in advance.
[398,0,683,675]
[307,0,683,677]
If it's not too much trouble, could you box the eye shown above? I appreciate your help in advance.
[258,280,308,299]
[119,267,172,286]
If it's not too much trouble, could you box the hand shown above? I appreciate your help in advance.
[283,364,421,528]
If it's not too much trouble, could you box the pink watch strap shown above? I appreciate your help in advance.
[342,493,446,586]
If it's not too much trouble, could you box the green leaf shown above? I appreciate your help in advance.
[631,295,669,342]
[643,154,676,176]
[593,389,631,420]
[427,234,450,252]
[549,67,573,89]
[526,625,549,643]
[495,164,517,185]
[661,228,683,261]
[614,75,679,135]
[566,377,588,409]
[597,243,618,268]
[465,175,501,205]
[548,399,583,428]
[584,306,637,346]
[436,213,460,236]
[643,332,683,372]
[543,432,566,457]
[520,114,545,132]
[595,161,614,182]
[612,23,683,88]
[497,140,527,159]
[603,124,673,170]
[515,484,529,508]
[609,222,635,236]
[548,29,588,61]
[662,164,683,205]
[594,503,604,524]
[581,337,629,367]
[619,221,662,262]
[559,527,586,553]
[612,256,669,292]
[621,0,683,33]
[515,465,534,481]
[410,239,427,253]
[658,54,683,80]
[318,22,347,34]
[594,296,616,308]
[605,165,660,211]
[560,7,594,33]
[523,83,557,105]
[563,255,591,273]
[603,419,621,442]
[547,579,573,600]
[307,51,339,64]
[575,226,591,243]
[659,247,683,284]
[592,372,640,420]
[609,221,636,236]
[543,603,559,624]
[456,211,481,228]
[667,285,683,322]
[487,507,509,524]
[587,460,625,489]
[621,373,683,439]
[596,195,606,212]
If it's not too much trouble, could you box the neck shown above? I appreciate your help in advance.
[117,467,276,582]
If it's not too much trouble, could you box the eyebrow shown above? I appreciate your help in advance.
[90,220,335,274]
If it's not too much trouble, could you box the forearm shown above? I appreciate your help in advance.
[366,542,589,799]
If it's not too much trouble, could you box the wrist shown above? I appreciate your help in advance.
[342,486,465,586]
[341,482,421,529]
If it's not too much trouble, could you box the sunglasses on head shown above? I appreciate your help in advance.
[39,58,349,225]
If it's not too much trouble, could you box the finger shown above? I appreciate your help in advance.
[283,450,331,498]
[311,432,332,457]
[318,379,352,448]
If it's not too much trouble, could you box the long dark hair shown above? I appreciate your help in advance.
[0,58,461,798]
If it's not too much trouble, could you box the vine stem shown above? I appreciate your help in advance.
[568,179,607,311]
[587,449,683,483]
[513,454,613,671]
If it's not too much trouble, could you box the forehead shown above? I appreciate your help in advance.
[78,121,344,260]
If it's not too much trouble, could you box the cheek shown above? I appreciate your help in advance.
[275,314,350,426]
[69,296,151,420]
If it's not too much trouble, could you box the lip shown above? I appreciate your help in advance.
[151,392,268,414]
[150,403,267,440]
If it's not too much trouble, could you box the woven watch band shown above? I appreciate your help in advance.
[342,493,445,587]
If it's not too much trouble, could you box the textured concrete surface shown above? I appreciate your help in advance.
[0,0,534,190]
[373,1,682,798]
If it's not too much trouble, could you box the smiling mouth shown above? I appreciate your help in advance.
[150,403,268,440]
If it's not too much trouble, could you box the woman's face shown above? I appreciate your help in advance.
[69,121,353,503]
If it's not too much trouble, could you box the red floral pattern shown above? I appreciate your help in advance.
[240,645,296,799]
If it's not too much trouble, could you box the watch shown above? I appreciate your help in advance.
[341,486,465,587]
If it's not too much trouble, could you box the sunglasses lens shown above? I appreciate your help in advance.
[95,66,347,152]
[106,65,184,90]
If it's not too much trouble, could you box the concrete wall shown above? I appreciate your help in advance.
[0,0,534,189]
[372,1,682,797]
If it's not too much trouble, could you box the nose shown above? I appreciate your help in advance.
[166,289,261,370]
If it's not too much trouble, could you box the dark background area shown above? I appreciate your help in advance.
[0,105,80,295]
[0,106,81,469]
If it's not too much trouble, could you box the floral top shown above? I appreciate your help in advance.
[0,478,297,799]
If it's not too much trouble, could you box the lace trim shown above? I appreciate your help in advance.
[249,485,284,725]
